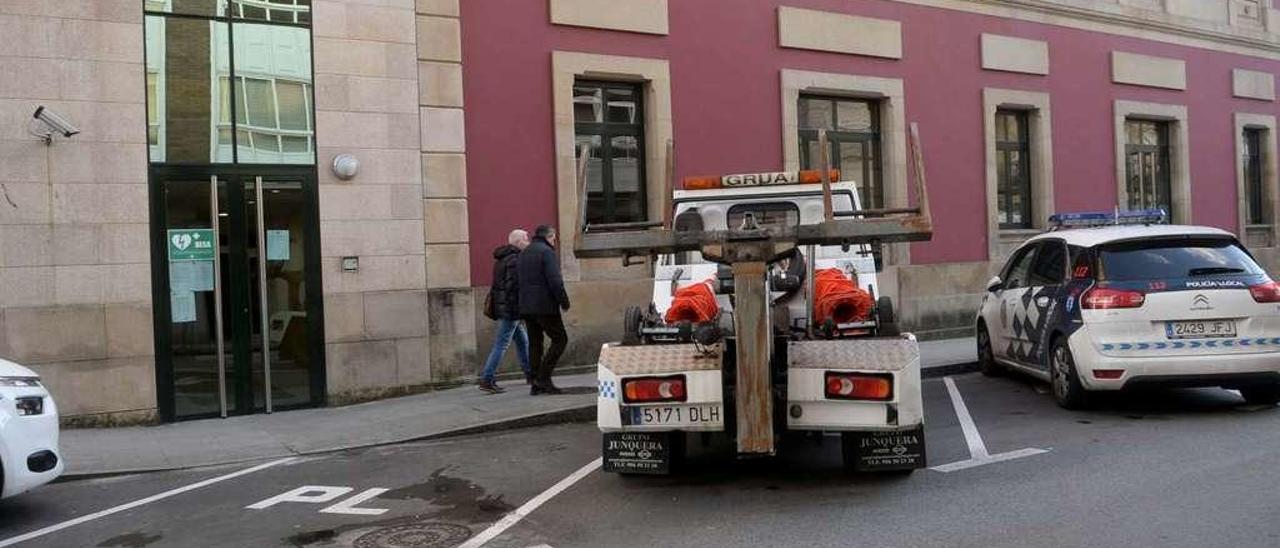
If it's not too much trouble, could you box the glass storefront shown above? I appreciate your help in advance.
[145,0,323,421]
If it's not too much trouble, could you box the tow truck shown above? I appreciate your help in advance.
[576,127,936,474]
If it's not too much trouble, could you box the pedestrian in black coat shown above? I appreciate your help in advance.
[518,225,571,395]
[478,230,532,393]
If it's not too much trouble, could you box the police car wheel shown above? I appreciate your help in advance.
[976,325,1000,377]
[1050,338,1089,410]
[1240,384,1280,406]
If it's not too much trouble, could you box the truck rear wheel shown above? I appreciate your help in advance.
[622,305,644,346]
[876,297,900,337]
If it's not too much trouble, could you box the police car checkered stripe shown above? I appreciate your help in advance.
[598,380,617,399]
[1100,338,1280,352]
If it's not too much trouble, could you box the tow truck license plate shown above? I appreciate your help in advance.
[1166,319,1236,339]
[625,404,722,426]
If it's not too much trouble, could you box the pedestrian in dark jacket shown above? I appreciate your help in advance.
[518,225,571,395]
[478,229,532,393]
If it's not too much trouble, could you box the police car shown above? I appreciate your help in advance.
[0,358,63,499]
[975,210,1280,409]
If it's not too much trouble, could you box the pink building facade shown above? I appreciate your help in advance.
[439,0,1280,356]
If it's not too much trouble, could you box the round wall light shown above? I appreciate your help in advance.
[332,153,360,181]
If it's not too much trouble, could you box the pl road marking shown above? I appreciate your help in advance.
[459,458,603,548]
[246,485,390,515]
[930,376,1050,473]
[0,457,296,548]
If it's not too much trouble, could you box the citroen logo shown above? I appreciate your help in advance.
[1191,294,1212,311]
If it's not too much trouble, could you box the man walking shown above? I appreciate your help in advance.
[518,225,570,395]
[478,229,532,394]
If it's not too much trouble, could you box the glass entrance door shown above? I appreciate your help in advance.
[153,168,324,420]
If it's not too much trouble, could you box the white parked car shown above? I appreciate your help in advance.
[0,358,63,499]
[976,211,1280,408]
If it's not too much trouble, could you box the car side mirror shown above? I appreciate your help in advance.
[986,276,1003,292]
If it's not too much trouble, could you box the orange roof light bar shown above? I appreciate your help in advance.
[681,169,840,190]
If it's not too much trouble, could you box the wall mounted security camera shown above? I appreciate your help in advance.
[31,106,80,140]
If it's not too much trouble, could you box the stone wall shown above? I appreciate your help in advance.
[313,0,431,403]
[0,1,155,423]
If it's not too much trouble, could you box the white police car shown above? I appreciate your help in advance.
[976,210,1280,409]
[0,358,63,498]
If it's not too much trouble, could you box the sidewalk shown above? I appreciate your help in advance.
[61,337,976,478]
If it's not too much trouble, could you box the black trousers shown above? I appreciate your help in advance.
[523,314,568,386]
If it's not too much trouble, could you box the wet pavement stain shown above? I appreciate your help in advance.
[381,467,514,523]
[96,531,163,548]
[285,468,509,546]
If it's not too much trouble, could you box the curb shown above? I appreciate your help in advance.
[921,361,979,378]
[59,404,597,482]
[60,363,975,481]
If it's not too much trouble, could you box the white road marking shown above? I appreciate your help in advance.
[0,457,296,548]
[930,377,1049,473]
[246,485,352,510]
[320,488,390,516]
[459,458,603,548]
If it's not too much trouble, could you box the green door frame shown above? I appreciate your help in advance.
[149,164,326,421]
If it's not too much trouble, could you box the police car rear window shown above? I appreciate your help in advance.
[1097,238,1263,281]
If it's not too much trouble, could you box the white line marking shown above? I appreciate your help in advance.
[0,458,296,548]
[930,447,1050,473]
[459,458,602,548]
[930,376,1049,473]
[942,376,989,459]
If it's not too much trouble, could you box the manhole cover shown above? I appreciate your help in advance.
[352,523,472,548]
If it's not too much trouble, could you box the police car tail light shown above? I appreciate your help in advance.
[1092,370,1124,380]
[824,372,893,401]
[1249,281,1280,303]
[622,375,687,404]
[1082,287,1145,309]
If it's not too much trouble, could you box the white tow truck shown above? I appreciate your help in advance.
[575,129,936,474]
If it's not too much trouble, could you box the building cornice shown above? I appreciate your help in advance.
[892,0,1280,60]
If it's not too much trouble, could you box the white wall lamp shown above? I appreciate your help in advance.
[332,153,360,181]
[29,106,79,145]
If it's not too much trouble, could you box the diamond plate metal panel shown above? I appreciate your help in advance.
[598,343,722,375]
[788,339,920,371]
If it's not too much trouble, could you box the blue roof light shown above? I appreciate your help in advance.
[1048,208,1168,230]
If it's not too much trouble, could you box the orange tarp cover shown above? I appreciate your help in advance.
[813,268,873,325]
[664,279,719,324]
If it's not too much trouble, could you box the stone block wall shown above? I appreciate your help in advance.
[0,1,156,423]
[314,0,431,403]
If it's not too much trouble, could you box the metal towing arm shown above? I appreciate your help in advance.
[574,126,935,458]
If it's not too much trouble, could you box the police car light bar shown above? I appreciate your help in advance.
[1048,208,1168,229]
[683,169,841,190]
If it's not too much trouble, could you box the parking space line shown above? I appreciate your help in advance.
[459,458,602,548]
[0,458,296,548]
[930,377,1049,473]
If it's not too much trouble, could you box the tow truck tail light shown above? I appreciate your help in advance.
[824,372,893,401]
[1082,287,1145,309]
[1249,281,1280,303]
[622,375,687,404]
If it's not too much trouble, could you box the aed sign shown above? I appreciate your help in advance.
[168,229,216,261]
[721,171,800,187]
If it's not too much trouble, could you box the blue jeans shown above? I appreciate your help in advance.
[481,318,531,383]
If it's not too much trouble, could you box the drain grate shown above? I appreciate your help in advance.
[352,523,473,548]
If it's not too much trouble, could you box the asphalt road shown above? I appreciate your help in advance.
[3,373,1279,548]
